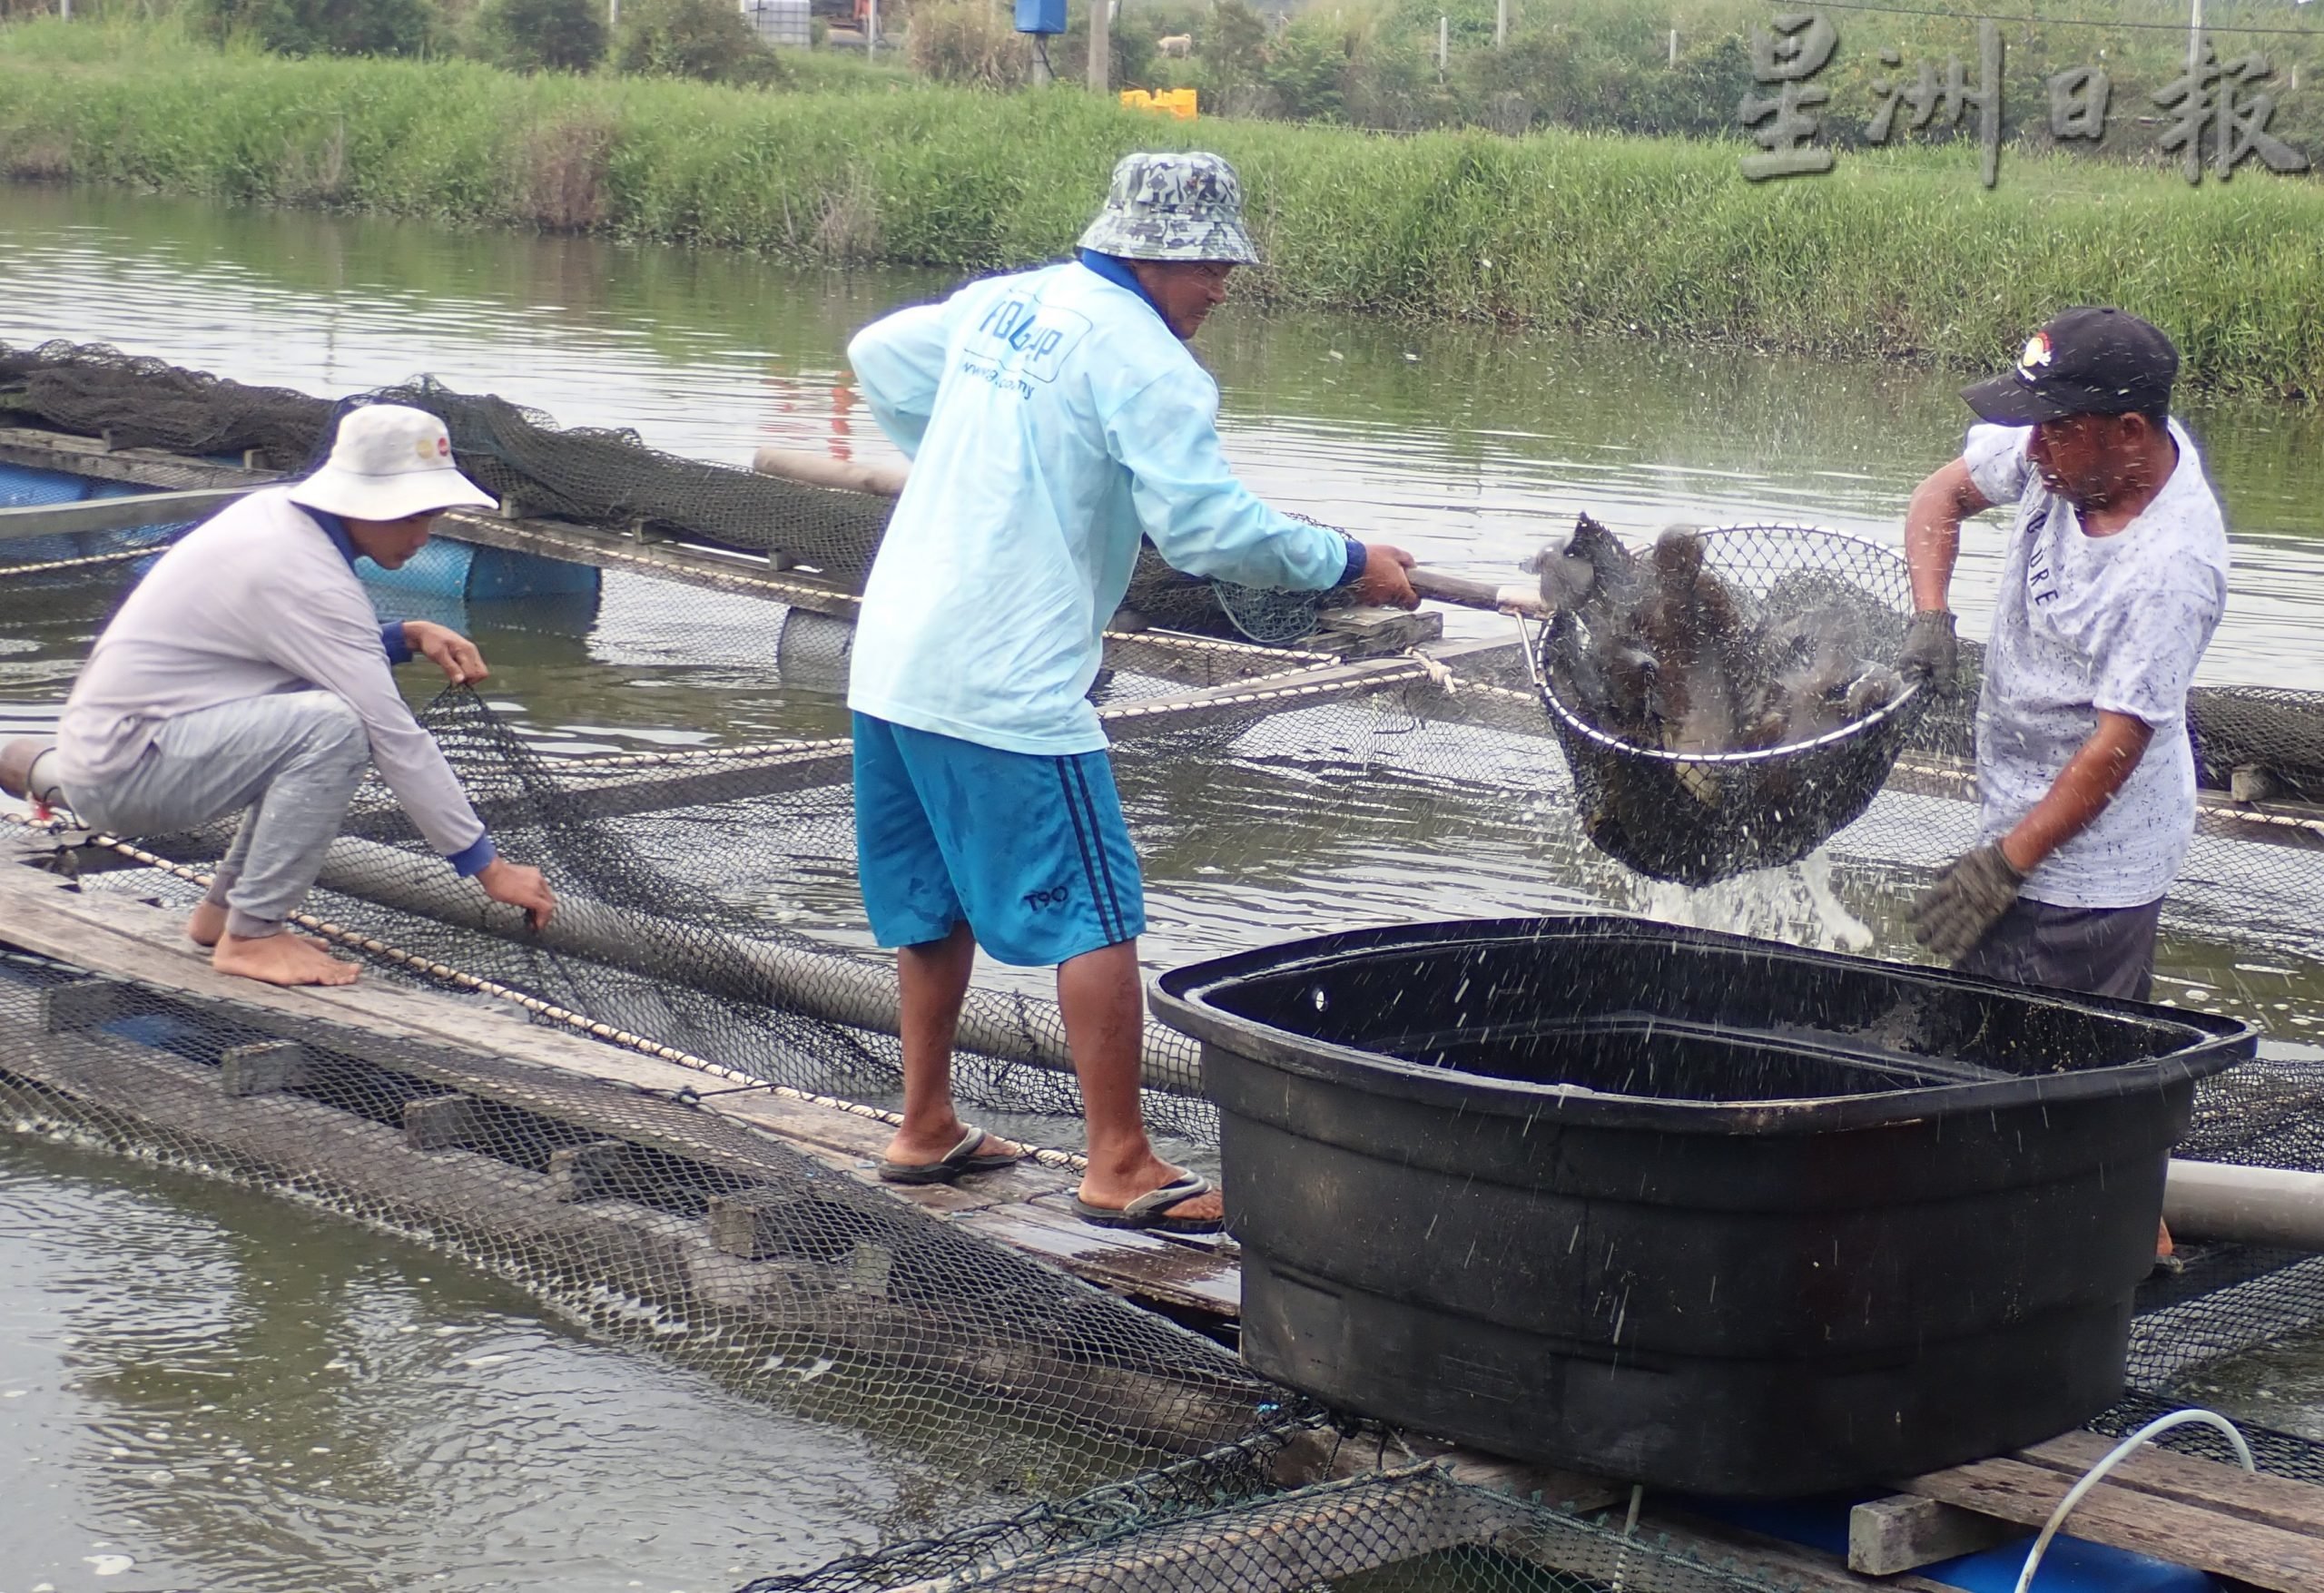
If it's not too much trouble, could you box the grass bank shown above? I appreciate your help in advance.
[4,21,2322,398]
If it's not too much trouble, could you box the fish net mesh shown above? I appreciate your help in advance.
[11,349,2324,1588]
[1539,525,1925,885]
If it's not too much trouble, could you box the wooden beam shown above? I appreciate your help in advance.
[1848,1493,2021,1575]
[0,426,274,491]
[1898,1453,2324,1591]
[220,1039,309,1096]
[403,1094,481,1151]
[40,976,131,1032]
[0,487,251,542]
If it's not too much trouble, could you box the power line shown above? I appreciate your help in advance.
[1803,0,2324,39]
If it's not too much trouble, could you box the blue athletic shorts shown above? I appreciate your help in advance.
[852,713,1145,967]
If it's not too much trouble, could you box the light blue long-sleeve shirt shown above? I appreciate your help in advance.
[844,259,1351,756]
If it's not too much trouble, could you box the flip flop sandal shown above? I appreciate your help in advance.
[1072,1173,1223,1235]
[877,1123,1026,1185]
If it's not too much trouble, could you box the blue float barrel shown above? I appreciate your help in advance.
[358,537,601,604]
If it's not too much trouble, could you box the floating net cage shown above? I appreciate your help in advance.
[11,344,2324,1589]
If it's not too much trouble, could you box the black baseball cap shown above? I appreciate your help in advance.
[1960,306,2179,425]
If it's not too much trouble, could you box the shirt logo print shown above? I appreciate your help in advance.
[2024,502,2062,607]
[968,297,1093,385]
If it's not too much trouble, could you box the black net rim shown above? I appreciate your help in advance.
[1537,521,1923,768]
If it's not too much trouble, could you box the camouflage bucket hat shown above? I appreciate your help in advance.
[1077,151,1261,266]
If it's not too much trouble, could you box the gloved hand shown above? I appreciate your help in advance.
[1899,609,1959,695]
[1910,842,2024,962]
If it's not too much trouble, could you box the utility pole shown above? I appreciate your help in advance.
[608,0,618,32]
[1495,0,1506,48]
[1088,0,1110,92]
[868,0,880,54]
[2188,0,2204,73]
[1669,27,1678,67]
[1437,14,1447,73]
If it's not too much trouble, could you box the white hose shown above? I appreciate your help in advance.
[2011,1409,2255,1593]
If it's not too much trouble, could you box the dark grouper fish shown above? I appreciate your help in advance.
[1536,519,1904,788]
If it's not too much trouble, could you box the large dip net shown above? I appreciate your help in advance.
[11,345,2324,1589]
[1537,522,1925,885]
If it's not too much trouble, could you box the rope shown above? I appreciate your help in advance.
[0,546,164,578]
[3,815,1089,1175]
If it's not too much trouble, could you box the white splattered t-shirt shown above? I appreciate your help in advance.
[1963,419,2229,909]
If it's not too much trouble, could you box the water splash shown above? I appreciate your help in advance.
[1624,849,1874,954]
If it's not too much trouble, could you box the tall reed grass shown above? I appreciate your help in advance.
[4,20,2320,397]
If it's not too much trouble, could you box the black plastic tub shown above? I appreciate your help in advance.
[1150,916,2252,1497]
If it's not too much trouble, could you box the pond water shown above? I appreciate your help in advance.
[0,1134,997,1592]
[4,182,2324,1584]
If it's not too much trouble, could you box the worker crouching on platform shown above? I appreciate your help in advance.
[1901,309,2229,999]
[1,404,555,988]
[843,151,1418,1233]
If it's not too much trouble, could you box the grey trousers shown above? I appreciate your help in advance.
[1955,895,2166,1003]
[63,691,370,940]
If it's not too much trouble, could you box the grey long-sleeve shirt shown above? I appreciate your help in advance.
[55,486,493,871]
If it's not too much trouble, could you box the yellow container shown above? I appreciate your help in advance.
[1119,87,1198,120]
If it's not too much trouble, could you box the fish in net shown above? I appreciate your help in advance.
[1532,517,1927,886]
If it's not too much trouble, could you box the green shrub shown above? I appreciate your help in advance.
[479,0,607,73]
[1260,15,1345,121]
[192,0,441,56]
[905,0,1028,89]
[615,0,789,85]
[1196,0,1265,88]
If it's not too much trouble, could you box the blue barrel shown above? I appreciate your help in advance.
[0,465,159,565]
[355,537,602,605]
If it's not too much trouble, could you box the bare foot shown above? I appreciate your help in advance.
[212,932,360,988]
[186,900,226,948]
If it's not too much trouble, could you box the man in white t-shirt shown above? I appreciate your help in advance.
[1898,307,2228,1003]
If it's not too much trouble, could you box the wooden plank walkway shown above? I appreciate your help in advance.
[0,845,1240,1323]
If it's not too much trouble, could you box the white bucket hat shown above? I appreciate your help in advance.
[287,404,495,522]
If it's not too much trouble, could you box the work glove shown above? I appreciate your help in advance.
[1898,609,1959,695]
[1910,842,2024,963]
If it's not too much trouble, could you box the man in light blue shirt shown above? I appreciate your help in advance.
[846,151,1416,1232]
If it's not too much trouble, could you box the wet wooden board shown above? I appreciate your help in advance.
[958,1197,1240,1318]
[1898,1452,2324,1592]
[0,848,1241,1323]
[2017,1429,2324,1539]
